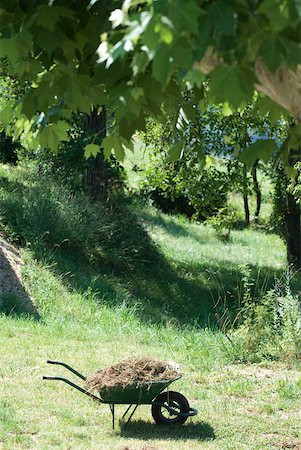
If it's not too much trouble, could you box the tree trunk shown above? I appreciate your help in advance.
[82,106,108,201]
[285,191,301,269]
[252,159,261,223]
[242,164,250,226]
[285,145,301,270]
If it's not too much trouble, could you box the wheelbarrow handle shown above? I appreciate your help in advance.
[46,360,86,381]
[42,375,101,402]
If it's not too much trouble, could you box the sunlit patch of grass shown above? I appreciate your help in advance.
[277,378,301,400]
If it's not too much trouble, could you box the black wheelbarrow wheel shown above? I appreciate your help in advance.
[151,391,189,425]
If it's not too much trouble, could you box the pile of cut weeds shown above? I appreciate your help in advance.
[86,357,180,392]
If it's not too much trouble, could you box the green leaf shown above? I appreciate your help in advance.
[170,0,203,34]
[205,155,216,168]
[172,39,193,71]
[0,39,20,63]
[154,17,174,44]
[21,93,38,118]
[39,121,69,153]
[54,121,70,141]
[175,108,189,133]
[258,36,286,72]
[131,87,144,101]
[233,143,240,157]
[182,100,196,122]
[166,140,184,162]
[281,37,301,67]
[113,142,125,161]
[286,124,301,150]
[120,137,134,153]
[184,69,205,88]
[142,16,161,60]
[107,40,128,67]
[221,102,233,117]
[210,66,255,109]
[102,133,125,161]
[255,95,286,123]
[258,0,290,32]
[36,5,74,31]
[66,76,92,113]
[152,44,173,86]
[240,139,278,165]
[288,0,301,27]
[40,125,59,153]
[0,106,14,125]
[84,144,100,158]
[223,135,232,144]
[208,3,236,36]
[131,52,149,76]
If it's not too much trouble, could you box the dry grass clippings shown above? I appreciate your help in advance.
[86,357,180,393]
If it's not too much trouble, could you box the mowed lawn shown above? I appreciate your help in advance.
[1,314,301,450]
[1,207,301,450]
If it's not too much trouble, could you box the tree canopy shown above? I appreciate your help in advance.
[0,0,300,161]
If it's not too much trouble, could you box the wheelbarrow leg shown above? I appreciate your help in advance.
[123,404,138,429]
[109,404,115,429]
[122,404,133,420]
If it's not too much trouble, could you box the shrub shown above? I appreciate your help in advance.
[17,113,125,197]
[228,272,301,362]
[139,145,230,220]
[206,208,239,241]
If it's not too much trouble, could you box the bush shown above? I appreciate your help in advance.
[206,207,239,241]
[17,113,125,197]
[228,272,301,362]
[139,147,230,220]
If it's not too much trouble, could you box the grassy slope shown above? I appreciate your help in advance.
[0,162,301,450]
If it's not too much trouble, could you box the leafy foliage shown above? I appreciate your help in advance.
[139,106,283,224]
[206,208,239,241]
[30,114,126,196]
[139,119,230,219]
[231,276,301,362]
[292,162,301,203]
[0,1,300,162]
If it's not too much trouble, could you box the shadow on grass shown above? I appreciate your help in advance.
[140,208,204,241]
[120,419,215,441]
[0,170,299,327]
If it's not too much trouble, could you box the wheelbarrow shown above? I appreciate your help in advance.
[43,360,197,429]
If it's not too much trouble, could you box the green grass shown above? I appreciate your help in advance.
[0,163,301,449]
[1,310,300,449]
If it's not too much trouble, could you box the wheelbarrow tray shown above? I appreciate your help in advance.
[99,377,180,404]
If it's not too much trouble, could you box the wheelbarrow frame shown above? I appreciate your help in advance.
[43,360,197,429]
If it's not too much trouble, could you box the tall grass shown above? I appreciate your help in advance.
[221,268,301,363]
[0,165,158,272]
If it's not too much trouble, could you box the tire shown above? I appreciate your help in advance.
[151,391,190,425]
